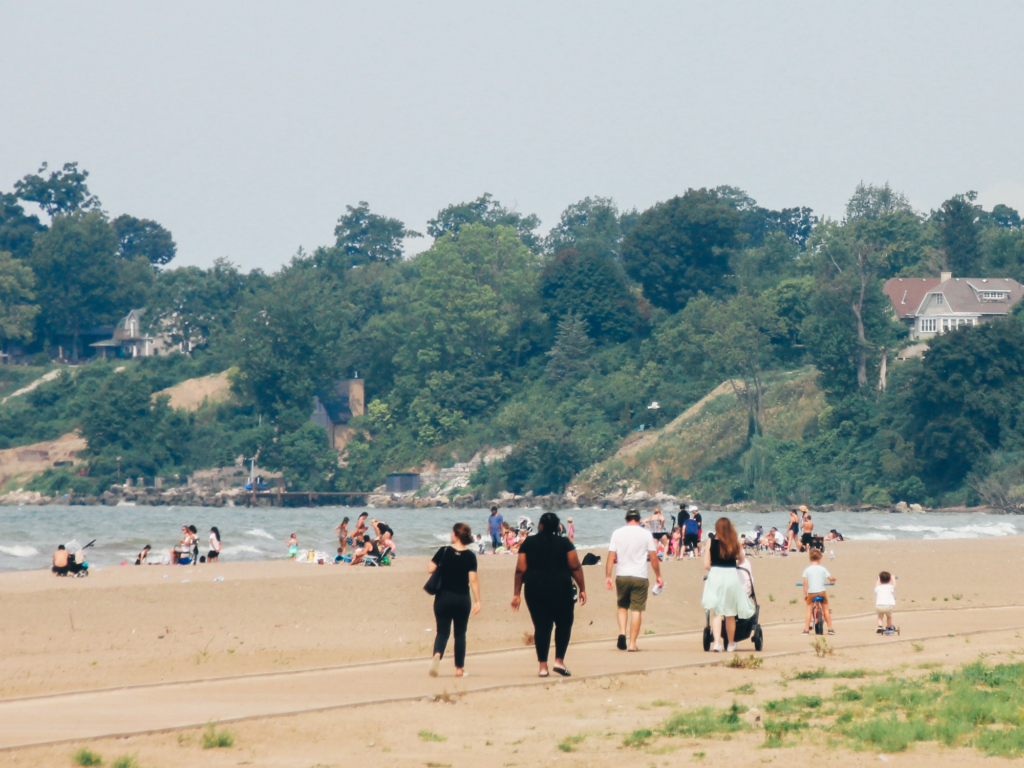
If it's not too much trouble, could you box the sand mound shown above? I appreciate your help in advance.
[155,371,231,411]
[0,432,86,488]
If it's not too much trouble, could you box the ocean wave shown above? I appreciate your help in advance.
[0,545,39,557]
[220,544,263,555]
[845,533,896,541]
[245,528,276,540]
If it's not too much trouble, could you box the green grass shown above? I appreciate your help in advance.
[728,683,755,695]
[72,749,103,767]
[111,756,139,768]
[623,729,654,747]
[725,654,762,669]
[651,699,678,707]
[645,658,1024,756]
[201,723,234,749]
[418,731,448,742]
[557,734,585,752]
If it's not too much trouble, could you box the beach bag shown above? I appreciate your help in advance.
[581,552,601,566]
[423,547,448,595]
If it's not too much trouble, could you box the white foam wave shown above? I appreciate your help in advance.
[245,528,276,540]
[220,545,263,555]
[845,533,896,541]
[0,545,39,557]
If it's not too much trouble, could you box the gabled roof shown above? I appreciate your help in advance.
[883,277,1024,319]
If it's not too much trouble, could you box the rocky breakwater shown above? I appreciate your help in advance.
[363,485,689,511]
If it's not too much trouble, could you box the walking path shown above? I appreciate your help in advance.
[3,605,1023,749]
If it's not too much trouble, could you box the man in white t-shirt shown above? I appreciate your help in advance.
[605,509,664,651]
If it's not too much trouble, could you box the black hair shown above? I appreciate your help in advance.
[358,512,368,518]
[210,526,220,543]
[57,544,65,550]
[491,506,499,512]
[188,525,197,534]
[363,535,371,543]
[342,516,349,525]
[143,544,151,550]
[538,512,560,536]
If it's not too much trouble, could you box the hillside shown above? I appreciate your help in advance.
[575,367,825,499]
[154,370,232,411]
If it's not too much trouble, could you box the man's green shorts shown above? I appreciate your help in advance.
[615,576,649,611]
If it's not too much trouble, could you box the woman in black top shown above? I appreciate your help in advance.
[427,522,481,678]
[512,512,586,678]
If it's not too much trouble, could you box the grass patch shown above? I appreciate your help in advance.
[72,749,103,767]
[201,723,234,749]
[557,734,585,752]
[418,731,448,743]
[623,729,654,748]
[810,638,834,658]
[911,643,924,652]
[725,654,762,669]
[651,699,677,707]
[728,683,755,695]
[648,658,1024,756]
[111,756,139,768]
[792,667,873,681]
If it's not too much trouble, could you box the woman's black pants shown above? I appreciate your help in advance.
[525,586,575,663]
[433,591,472,668]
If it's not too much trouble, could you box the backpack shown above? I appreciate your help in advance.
[684,519,699,535]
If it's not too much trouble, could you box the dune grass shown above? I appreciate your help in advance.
[72,749,103,767]
[201,723,234,749]
[640,659,1024,756]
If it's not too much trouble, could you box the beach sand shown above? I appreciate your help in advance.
[2,535,1023,765]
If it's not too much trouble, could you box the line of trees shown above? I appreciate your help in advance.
[5,164,1024,506]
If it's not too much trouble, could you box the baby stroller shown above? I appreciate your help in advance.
[516,516,533,534]
[702,565,763,652]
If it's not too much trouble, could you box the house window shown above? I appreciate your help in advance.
[983,291,1008,300]
[920,318,937,333]
[936,294,944,305]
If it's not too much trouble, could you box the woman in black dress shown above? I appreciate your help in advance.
[427,522,481,678]
[511,512,586,677]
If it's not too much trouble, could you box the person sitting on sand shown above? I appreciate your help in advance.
[135,544,151,565]
[287,533,299,560]
[824,529,844,542]
[52,544,70,576]
[334,547,346,564]
[350,535,379,566]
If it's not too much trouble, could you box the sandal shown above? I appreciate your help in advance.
[553,666,571,677]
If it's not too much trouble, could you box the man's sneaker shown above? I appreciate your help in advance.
[801,630,810,635]
[876,627,884,634]
[727,643,737,652]
[827,630,836,635]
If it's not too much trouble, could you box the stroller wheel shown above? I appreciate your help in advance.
[753,625,763,652]
[702,625,713,652]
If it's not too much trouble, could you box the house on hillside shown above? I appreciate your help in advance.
[883,272,1024,343]
[311,378,365,452]
[90,309,159,359]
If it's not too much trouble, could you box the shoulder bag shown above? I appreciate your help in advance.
[423,546,447,595]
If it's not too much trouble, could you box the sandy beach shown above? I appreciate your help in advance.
[3,535,1024,765]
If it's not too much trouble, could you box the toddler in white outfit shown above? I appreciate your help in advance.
[875,571,896,634]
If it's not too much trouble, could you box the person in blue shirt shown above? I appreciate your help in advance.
[487,506,504,552]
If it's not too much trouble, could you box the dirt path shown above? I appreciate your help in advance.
[4,604,1022,750]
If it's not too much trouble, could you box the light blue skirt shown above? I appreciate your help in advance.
[701,566,755,619]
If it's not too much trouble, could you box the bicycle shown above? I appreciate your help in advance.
[797,582,832,635]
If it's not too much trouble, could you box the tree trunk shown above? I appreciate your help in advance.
[851,265,869,387]
[877,349,888,391]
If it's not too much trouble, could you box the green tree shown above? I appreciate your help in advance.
[332,202,420,267]
[845,181,913,221]
[427,193,541,251]
[149,259,260,352]
[539,248,642,341]
[715,185,817,249]
[112,214,177,267]
[622,188,741,312]
[28,212,152,358]
[261,422,339,490]
[231,267,353,425]
[935,191,983,275]
[0,251,39,351]
[392,223,542,390]
[544,196,624,257]
[14,162,101,217]
[546,312,597,382]
[0,193,45,260]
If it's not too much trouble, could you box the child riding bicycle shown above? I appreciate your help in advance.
[802,549,836,635]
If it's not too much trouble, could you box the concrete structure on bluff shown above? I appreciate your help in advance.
[884,272,1024,344]
[310,378,365,453]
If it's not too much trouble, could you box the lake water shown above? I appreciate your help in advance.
[0,505,1020,573]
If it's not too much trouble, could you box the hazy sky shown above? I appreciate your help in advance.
[2,2,1023,271]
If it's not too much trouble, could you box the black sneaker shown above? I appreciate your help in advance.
[617,634,627,650]
[876,628,883,634]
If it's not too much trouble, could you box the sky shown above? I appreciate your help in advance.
[2,1,1023,271]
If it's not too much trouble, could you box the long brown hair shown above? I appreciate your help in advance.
[714,517,740,561]
[452,523,473,546]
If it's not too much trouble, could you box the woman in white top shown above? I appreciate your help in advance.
[208,527,222,563]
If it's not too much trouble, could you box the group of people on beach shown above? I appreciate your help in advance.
[131,525,220,566]
[423,504,896,677]
[330,512,396,565]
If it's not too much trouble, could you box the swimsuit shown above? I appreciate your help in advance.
[289,544,298,556]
